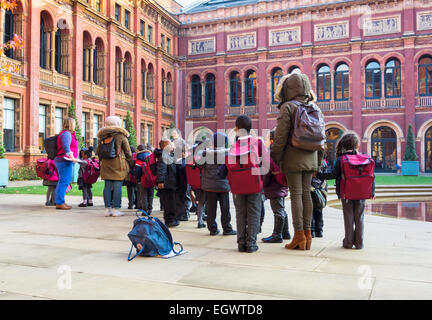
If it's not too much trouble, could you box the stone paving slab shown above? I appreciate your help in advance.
[0,193,431,300]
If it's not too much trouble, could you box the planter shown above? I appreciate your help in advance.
[0,158,9,187]
[401,161,419,176]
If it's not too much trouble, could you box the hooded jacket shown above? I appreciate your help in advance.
[96,126,133,181]
[271,73,324,173]
[155,148,177,190]
[199,148,230,193]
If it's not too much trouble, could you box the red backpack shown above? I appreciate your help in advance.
[83,159,100,184]
[141,152,158,188]
[36,158,58,181]
[226,137,263,195]
[340,154,375,200]
[186,164,202,190]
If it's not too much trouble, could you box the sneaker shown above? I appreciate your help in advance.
[223,230,237,236]
[105,208,113,217]
[112,209,125,217]
[78,203,87,207]
[209,229,220,236]
[261,234,283,243]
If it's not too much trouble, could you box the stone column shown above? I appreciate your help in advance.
[215,59,225,131]
[89,46,95,83]
[351,42,362,139]
[107,22,116,116]
[257,57,267,134]
[50,28,57,71]
[404,38,416,138]
[48,102,56,137]
[201,80,205,110]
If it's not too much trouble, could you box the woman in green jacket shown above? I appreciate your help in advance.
[270,73,324,251]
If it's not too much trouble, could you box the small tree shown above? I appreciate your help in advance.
[0,132,5,159]
[67,99,85,149]
[124,111,137,149]
[403,124,418,161]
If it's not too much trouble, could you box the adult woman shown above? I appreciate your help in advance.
[270,73,324,250]
[96,116,133,217]
[55,117,79,210]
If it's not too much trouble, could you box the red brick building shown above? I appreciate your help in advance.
[2,0,432,174]
[177,0,432,173]
[0,0,181,168]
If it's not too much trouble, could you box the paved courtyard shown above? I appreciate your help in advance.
[0,193,431,300]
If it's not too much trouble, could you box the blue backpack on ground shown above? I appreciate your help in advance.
[127,210,183,261]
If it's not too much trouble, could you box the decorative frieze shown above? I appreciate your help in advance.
[269,27,300,46]
[417,12,432,31]
[83,13,107,29]
[227,32,256,51]
[314,22,349,42]
[363,16,401,36]
[188,38,215,55]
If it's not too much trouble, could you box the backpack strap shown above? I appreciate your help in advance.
[127,244,145,262]
[172,242,184,255]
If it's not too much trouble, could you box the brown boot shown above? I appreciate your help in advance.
[56,203,72,210]
[304,230,312,250]
[285,230,306,250]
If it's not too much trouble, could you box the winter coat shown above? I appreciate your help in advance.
[96,126,133,181]
[317,150,375,199]
[155,148,177,190]
[199,148,230,193]
[271,73,324,173]
[263,157,288,199]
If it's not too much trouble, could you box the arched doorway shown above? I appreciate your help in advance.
[325,128,343,169]
[425,127,432,173]
[371,126,397,172]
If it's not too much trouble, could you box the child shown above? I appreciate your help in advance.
[78,147,95,207]
[262,131,290,243]
[125,146,137,209]
[200,133,236,236]
[226,115,270,253]
[310,159,328,238]
[155,139,179,227]
[43,160,58,207]
[317,132,375,249]
[134,144,153,214]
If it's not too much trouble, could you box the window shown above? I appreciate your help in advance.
[371,126,397,172]
[147,123,153,145]
[161,34,165,49]
[124,10,130,29]
[140,20,144,36]
[161,73,166,107]
[205,74,215,108]
[82,112,87,146]
[245,70,257,106]
[334,63,349,101]
[123,55,132,94]
[425,127,432,173]
[146,64,154,101]
[3,98,15,152]
[166,38,171,53]
[93,46,98,84]
[230,71,241,107]
[141,63,146,100]
[418,55,432,96]
[40,18,48,69]
[55,28,68,75]
[166,74,173,107]
[289,66,301,74]
[95,0,101,12]
[191,75,202,109]
[115,4,121,22]
[385,59,401,98]
[365,61,381,99]
[93,114,101,147]
[317,64,331,101]
[147,25,153,43]
[39,105,47,152]
[95,39,105,85]
[325,128,343,170]
[4,10,14,58]
[271,68,283,104]
[55,107,63,134]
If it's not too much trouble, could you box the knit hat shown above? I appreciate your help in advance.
[105,115,122,127]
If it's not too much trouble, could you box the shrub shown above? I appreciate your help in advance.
[9,164,40,181]
[403,124,418,161]
[0,132,5,159]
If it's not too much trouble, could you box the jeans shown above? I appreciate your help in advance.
[54,160,73,205]
[103,180,123,209]
[82,184,93,202]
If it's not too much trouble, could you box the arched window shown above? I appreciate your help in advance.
[230,71,241,107]
[191,75,202,109]
[123,53,132,94]
[271,68,283,104]
[205,73,215,108]
[418,55,432,96]
[54,21,69,75]
[317,64,331,101]
[385,58,401,98]
[371,126,397,172]
[146,63,154,101]
[115,47,122,91]
[161,70,166,107]
[141,60,146,100]
[365,60,381,99]
[289,66,301,74]
[426,126,432,173]
[166,73,173,107]
[94,38,104,85]
[40,15,49,69]
[334,63,349,101]
[325,128,344,169]
[245,70,256,106]
[4,10,14,58]
[82,31,92,82]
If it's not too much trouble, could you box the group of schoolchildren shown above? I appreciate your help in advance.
[41,114,373,253]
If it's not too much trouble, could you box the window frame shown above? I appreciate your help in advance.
[205,74,216,108]
[334,64,349,101]
[191,75,202,109]
[316,65,331,102]
[271,68,283,105]
[384,59,401,98]
[244,70,257,106]
[418,56,432,97]
[365,61,382,99]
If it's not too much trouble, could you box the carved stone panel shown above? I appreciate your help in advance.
[363,16,401,36]
[269,27,301,46]
[314,22,349,42]
[188,38,215,55]
[227,32,256,51]
[417,12,432,31]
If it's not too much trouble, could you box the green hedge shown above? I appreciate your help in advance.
[9,164,41,181]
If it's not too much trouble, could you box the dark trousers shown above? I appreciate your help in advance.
[311,207,324,233]
[160,189,176,224]
[234,193,261,250]
[46,186,56,204]
[195,189,207,225]
[206,191,232,233]
[82,184,93,202]
[127,184,137,207]
[175,185,189,220]
[341,199,365,249]
[142,187,154,214]
[260,194,266,232]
